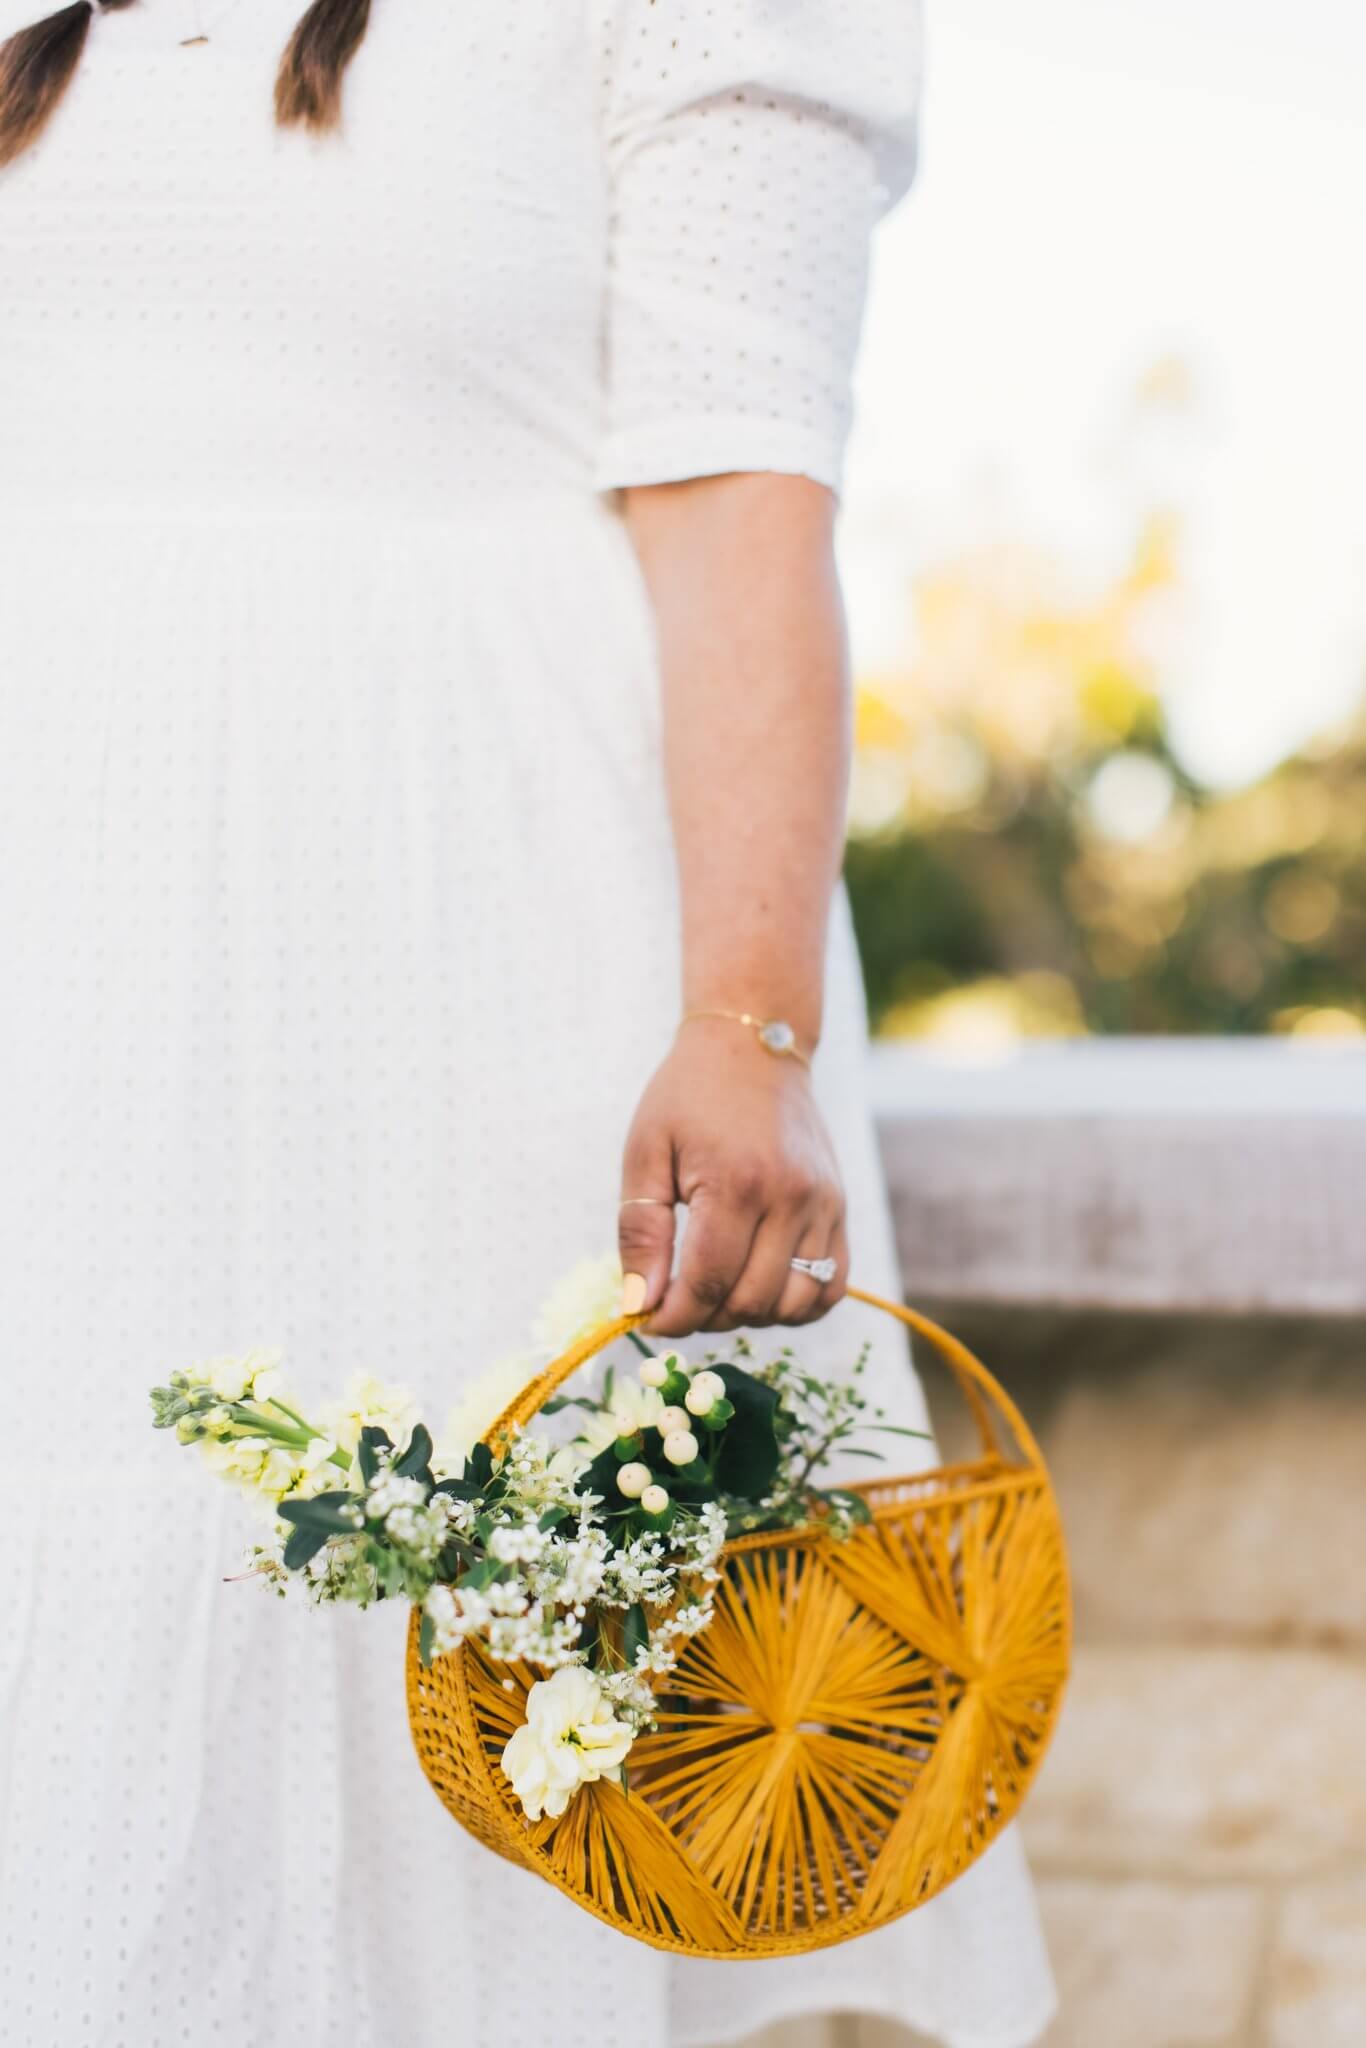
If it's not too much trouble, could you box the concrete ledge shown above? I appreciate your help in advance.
[870,1040,1366,1314]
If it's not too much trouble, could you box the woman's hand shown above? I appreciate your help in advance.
[619,469,853,1338]
[617,1019,848,1336]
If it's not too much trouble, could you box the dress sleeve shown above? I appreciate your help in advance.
[593,0,924,497]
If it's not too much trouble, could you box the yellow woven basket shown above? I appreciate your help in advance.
[406,1285,1070,1957]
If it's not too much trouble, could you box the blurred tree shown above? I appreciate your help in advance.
[843,517,1366,1040]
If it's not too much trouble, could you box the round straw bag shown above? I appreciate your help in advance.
[406,1286,1070,1957]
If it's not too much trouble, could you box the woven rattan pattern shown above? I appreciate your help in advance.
[406,1289,1070,1957]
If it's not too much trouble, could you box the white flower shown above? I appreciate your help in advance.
[530,1253,623,1358]
[662,1430,699,1467]
[573,1379,665,1458]
[320,1372,419,1460]
[685,1371,726,1416]
[640,1484,669,1515]
[615,1462,651,1499]
[637,1359,668,1388]
[500,1665,634,1820]
[365,1471,428,1518]
[657,1405,689,1435]
[436,1351,539,1475]
[489,1523,546,1564]
[202,1349,285,1404]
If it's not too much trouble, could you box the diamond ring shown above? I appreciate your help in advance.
[790,1255,837,1284]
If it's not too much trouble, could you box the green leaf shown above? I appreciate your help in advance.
[282,1524,332,1570]
[865,1423,935,1441]
[432,1476,480,1501]
[394,1422,434,1483]
[357,1425,391,1487]
[710,1364,781,1496]
[623,1603,649,1670]
[463,1442,494,1488]
[418,1612,436,1666]
[459,1557,509,1593]
[277,1491,359,1534]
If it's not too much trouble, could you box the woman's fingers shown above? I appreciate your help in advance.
[644,1185,761,1337]
[617,1197,678,1319]
[617,1125,678,1317]
[773,1210,850,1325]
[711,1205,819,1331]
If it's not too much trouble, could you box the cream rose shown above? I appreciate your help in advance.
[500,1666,635,1820]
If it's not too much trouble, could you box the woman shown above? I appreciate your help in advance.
[0,2,1055,2044]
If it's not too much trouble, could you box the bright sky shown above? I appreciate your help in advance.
[842,0,1366,789]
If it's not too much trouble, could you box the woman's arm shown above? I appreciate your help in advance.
[616,471,854,1336]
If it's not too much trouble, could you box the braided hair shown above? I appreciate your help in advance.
[0,0,372,168]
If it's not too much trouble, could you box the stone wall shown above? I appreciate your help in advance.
[733,1305,1366,2048]
[938,1303,1366,2048]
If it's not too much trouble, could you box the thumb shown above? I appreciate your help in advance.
[618,1150,677,1318]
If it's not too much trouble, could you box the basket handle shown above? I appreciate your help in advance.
[482,1283,1043,1474]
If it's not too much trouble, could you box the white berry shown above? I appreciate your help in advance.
[657,1405,689,1435]
[616,1461,651,1498]
[640,1484,669,1515]
[685,1370,726,1415]
[662,1430,699,1467]
[638,1360,668,1388]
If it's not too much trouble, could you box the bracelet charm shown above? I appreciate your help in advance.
[681,1008,812,1068]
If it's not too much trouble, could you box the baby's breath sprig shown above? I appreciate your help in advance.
[150,1263,929,1822]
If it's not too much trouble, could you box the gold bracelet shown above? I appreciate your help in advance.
[680,1008,813,1068]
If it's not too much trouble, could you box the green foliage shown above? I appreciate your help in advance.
[845,715,1366,1038]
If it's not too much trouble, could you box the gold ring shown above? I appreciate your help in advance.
[619,1196,674,1208]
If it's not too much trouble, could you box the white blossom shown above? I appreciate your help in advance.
[500,1666,634,1820]
[529,1253,624,1358]
[574,1380,665,1458]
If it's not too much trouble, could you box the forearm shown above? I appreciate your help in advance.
[622,472,851,1053]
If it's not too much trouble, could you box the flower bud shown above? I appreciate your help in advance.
[685,1370,727,1416]
[638,1359,668,1388]
[662,1430,699,1467]
[616,1461,651,1499]
[657,1405,689,1436]
[640,1484,670,1515]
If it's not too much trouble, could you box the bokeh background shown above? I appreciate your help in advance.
[777,9,1366,2044]
[838,0,1365,1051]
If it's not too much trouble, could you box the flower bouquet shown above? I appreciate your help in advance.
[150,1256,931,1821]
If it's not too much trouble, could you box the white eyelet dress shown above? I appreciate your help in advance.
[0,2,1056,2044]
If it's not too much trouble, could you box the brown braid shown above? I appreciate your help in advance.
[274,0,371,131]
[0,0,372,169]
